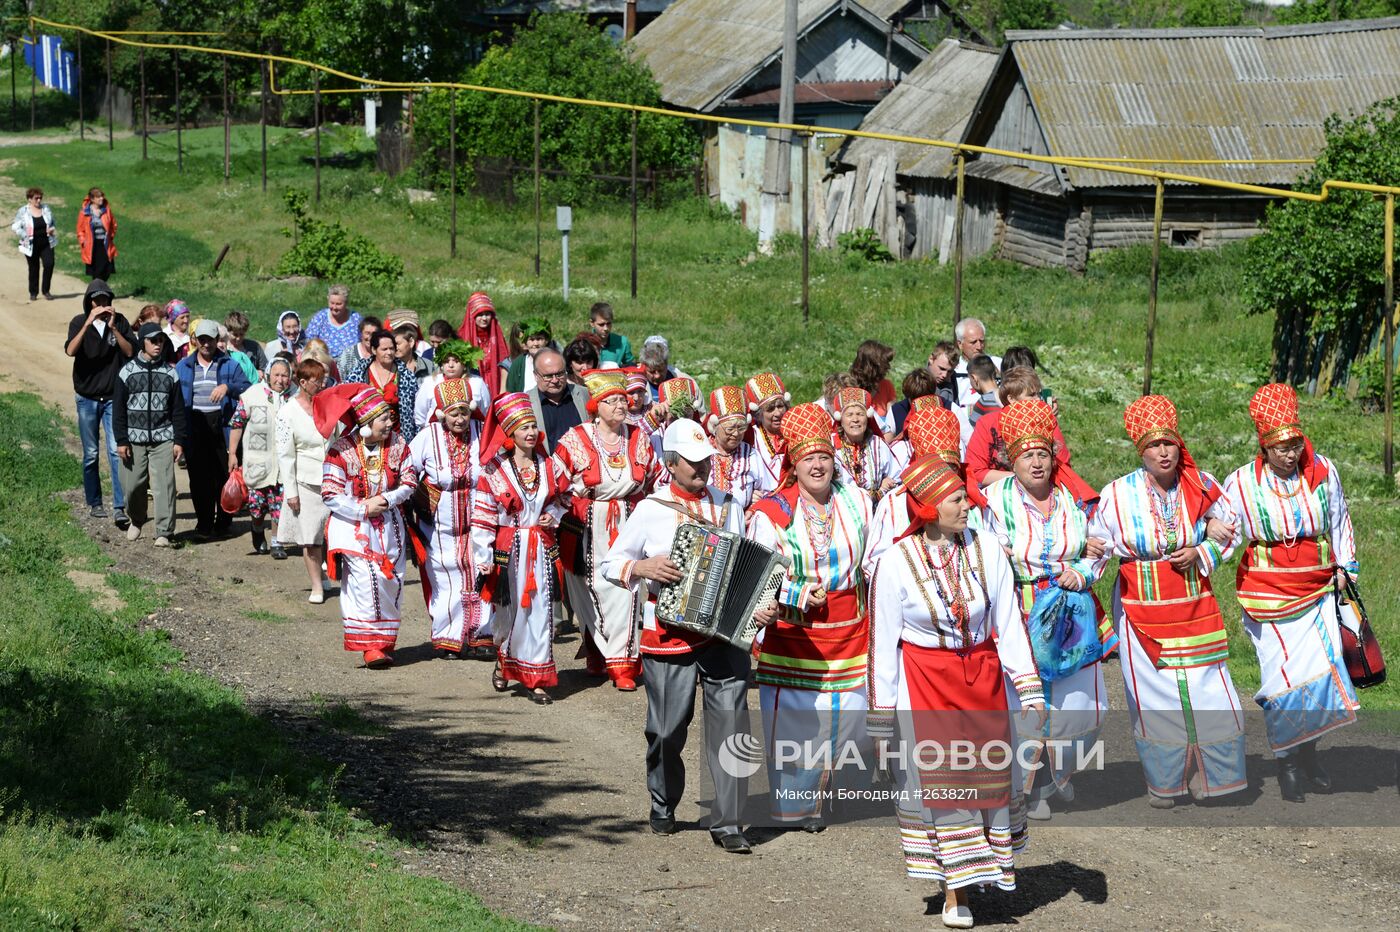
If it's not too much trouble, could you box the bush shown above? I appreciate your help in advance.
[413,13,700,204]
[274,190,404,285]
[837,228,895,263]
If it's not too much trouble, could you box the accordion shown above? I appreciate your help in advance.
[656,522,790,649]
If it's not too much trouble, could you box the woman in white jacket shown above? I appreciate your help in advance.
[276,359,332,602]
[13,186,58,301]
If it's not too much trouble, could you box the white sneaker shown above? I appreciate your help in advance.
[126,523,142,541]
[942,902,974,929]
[154,536,171,548]
[1026,797,1052,821]
[308,591,326,604]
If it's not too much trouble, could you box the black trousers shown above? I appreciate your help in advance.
[86,247,115,281]
[187,410,230,530]
[26,245,54,297]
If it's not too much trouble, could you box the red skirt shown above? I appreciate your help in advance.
[901,639,1012,809]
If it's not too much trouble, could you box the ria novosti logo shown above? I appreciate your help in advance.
[717,732,765,778]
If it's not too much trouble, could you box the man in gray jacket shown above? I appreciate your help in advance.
[528,348,588,453]
[114,323,186,546]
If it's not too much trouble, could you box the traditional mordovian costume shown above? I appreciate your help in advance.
[317,384,419,669]
[1221,384,1359,795]
[1091,395,1247,804]
[553,368,661,688]
[748,402,875,823]
[869,457,1042,899]
[832,386,899,499]
[745,372,790,495]
[408,377,490,656]
[704,385,766,511]
[472,392,570,692]
[457,291,509,397]
[982,399,1111,813]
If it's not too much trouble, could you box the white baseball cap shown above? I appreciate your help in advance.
[662,419,713,463]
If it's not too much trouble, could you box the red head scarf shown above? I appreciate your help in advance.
[456,291,509,395]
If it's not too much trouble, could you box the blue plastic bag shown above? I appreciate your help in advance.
[1027,584,1104,683]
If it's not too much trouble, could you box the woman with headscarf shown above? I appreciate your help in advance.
[1221,384,1361,803]
[1090,395,1245,809]
[869,455,1045,929]
[748,402,875,830]
[832,386,899,500]
[982,399,1112,822]
[264,311,307,362]
[163,299,191,358]
[227,357,293,558]
[552,369,660,691]
[744,372,791,495]
[703,385,765,511]
[407,377,490,661]
[457,291,510,397]
[316,384,419,669]
[472,392,571,704]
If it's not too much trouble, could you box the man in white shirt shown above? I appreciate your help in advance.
[602,420,776,853]
[951,317,1002,407]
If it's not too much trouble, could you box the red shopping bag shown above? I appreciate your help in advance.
[220,467,248,514]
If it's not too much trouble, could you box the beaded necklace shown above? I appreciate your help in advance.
[1146,475,1181,552]
[1263,468,1306,548]
[1017,481,1061,573]
[509,453,540,497]
[839,438,868,490]
[592,425,628,481]
[800,490,834,554]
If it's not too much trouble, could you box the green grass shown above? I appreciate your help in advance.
[244,608,291,625]
[312,696,389,737]
[3,126,1397,713]
[0,392,530,928]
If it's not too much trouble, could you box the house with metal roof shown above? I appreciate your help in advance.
[826,38,999,258]
[956,17,1400,271]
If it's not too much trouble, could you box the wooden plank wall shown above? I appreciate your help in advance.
[998,188,1071,268]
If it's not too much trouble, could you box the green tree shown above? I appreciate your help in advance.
[1275,0,1400,24]
[413,13,700,203]
[1243,97,1400,386]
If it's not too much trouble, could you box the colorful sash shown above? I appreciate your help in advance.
[1119,559,1228,669]
[755,588,867,691]
[1235,536,1333,623]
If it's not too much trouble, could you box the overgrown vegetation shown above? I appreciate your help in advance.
[413,13,700,203]
[0,393,525,928]
[837,227,896,264]
[276,188,405,284]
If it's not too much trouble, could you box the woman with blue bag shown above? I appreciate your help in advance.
[983,399,1112,821]
[1090,396,1245,809]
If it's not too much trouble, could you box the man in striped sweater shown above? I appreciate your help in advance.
[114,324,187,546]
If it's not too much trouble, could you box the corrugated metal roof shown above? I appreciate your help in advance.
[984,17,1400,189]
[837,38,999,177]
[631,0,919,112]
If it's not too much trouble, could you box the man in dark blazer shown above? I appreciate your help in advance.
[528,349,588,453]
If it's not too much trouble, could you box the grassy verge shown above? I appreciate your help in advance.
[0,392,528,928]
[3,128,1396,710]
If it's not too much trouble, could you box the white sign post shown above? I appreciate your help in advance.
[557,206,573,302]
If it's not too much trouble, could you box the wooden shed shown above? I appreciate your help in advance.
[957,18,1400,271]
[826,38,999,259]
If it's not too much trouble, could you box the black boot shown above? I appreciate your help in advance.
[251,527,269,555]
[1298,741,1332,792]
[1278,756,1307,803]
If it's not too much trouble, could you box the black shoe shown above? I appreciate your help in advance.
[192,525,213,542]
[437,648,461,661]
[1278,757,1307,803]
[712,831,752,854]
[1298,741,1332,792]
[90,505,109,519]
[113,509,131,531]
[251,528,268,554]
[213,520,232,540]
[649,815,677,836]
[800,818,826,833]
[270,543,288,560]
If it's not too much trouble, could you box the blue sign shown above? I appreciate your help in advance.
[21,34,78,97]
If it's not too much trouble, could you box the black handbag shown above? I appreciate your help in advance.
[1337,579,1386,689]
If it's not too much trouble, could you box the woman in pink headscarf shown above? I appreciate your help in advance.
[457,291,509,397]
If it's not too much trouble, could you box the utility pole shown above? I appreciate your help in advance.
[759,0,797,252]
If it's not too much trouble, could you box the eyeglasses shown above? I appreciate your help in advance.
[537,370,567,380]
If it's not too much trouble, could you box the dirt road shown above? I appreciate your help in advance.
[2,173,1397,932]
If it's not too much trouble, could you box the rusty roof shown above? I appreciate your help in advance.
[836,38,998,178]
[631,0,923,113]
[966,17,1400,190]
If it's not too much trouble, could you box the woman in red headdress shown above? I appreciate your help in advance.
[551,368,660,691]
[748,402,876,828]
[1221,383,1360,803]
[744,372,791,495]
[869,455,1045,929]
[1090,395,1244,809]
[457,291,510,397]
[316,383,419,669]
[472,391,570,703]
[981,398,1111,821]
[407,377,489,661]
[832,386,899,500]
[703,385,765,511]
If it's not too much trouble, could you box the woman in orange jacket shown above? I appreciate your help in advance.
[76,187,117,281]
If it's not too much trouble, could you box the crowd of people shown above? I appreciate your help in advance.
[65,273,1367,927]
